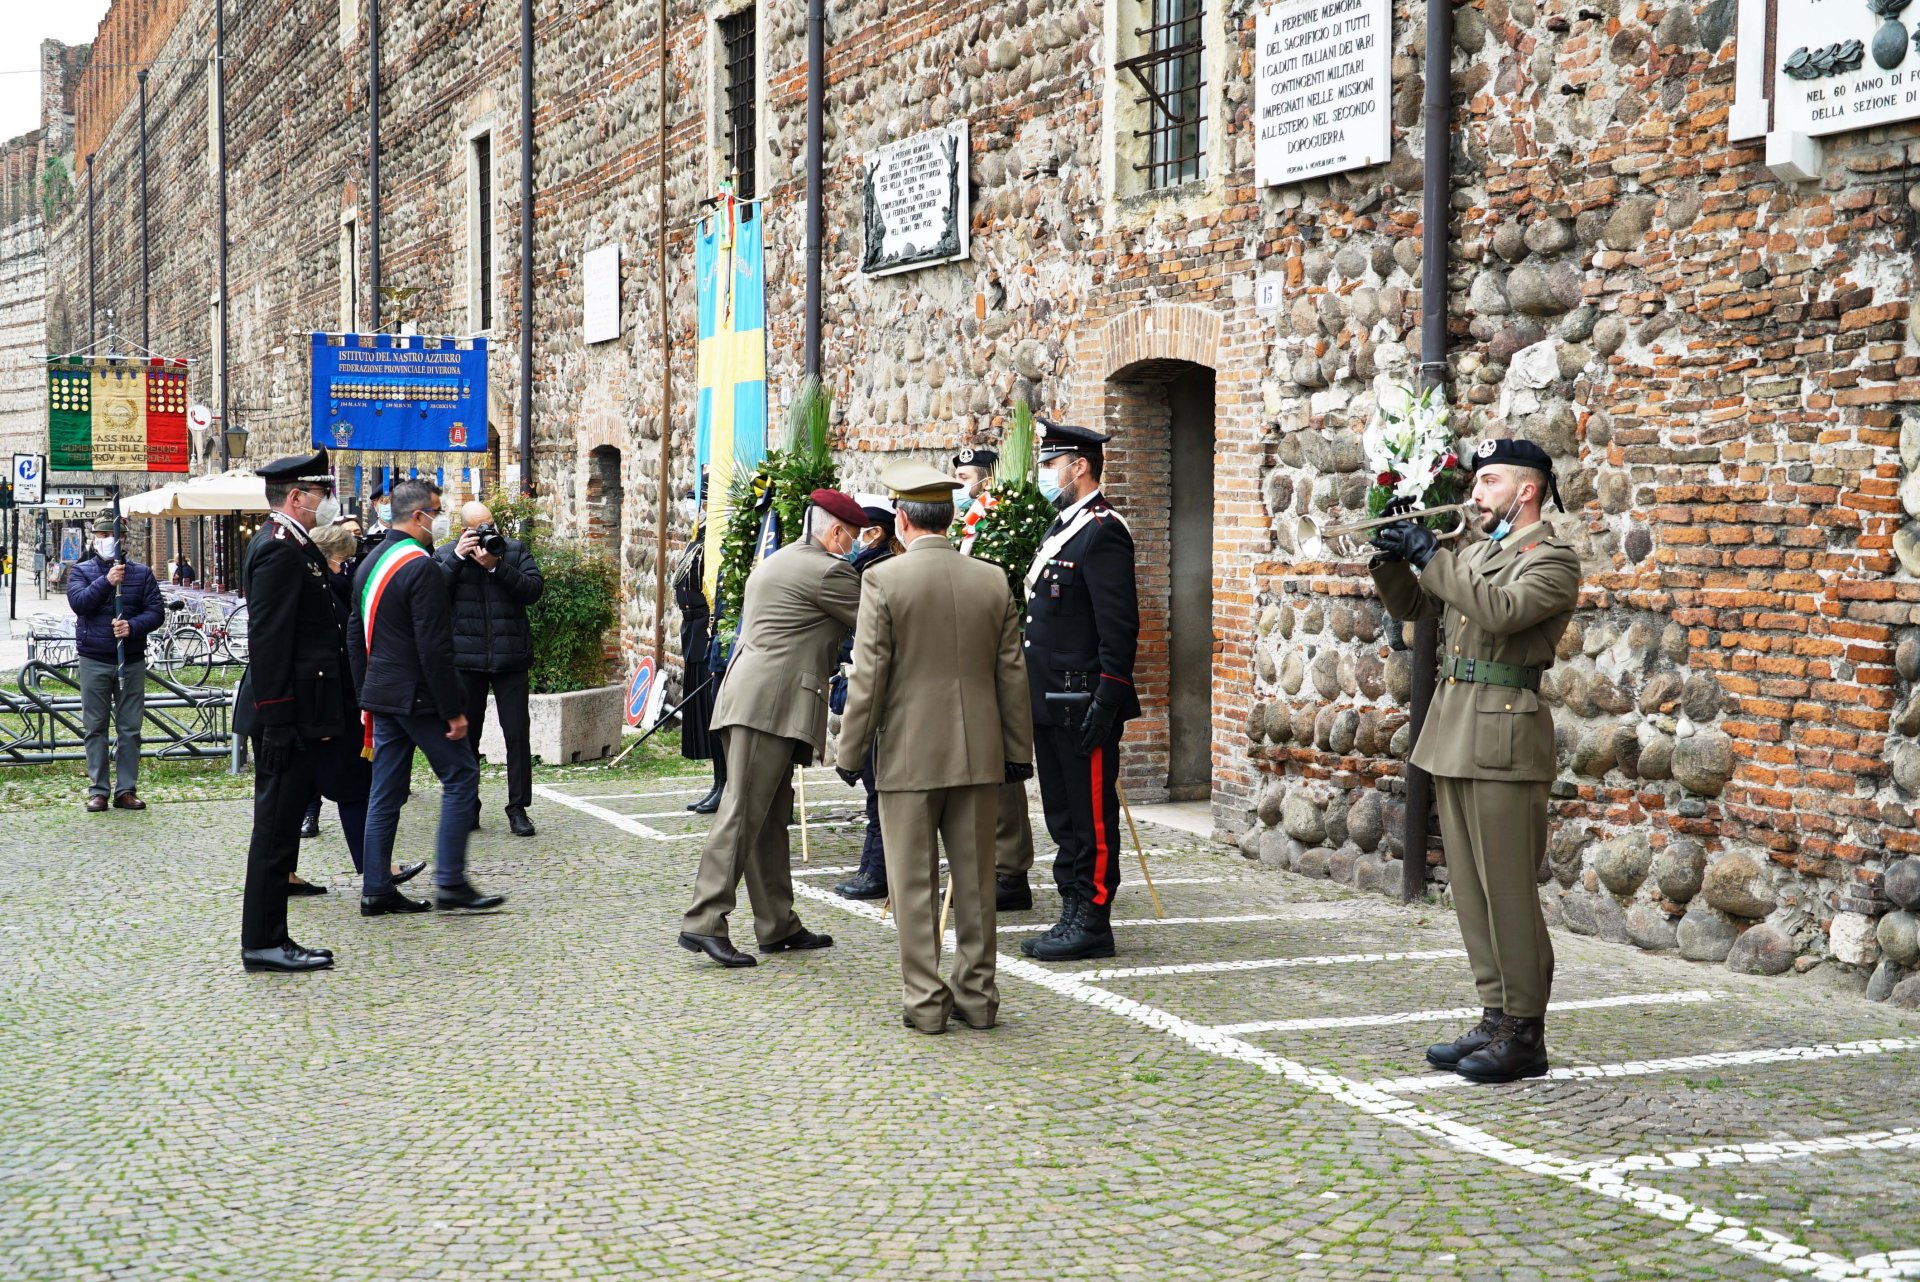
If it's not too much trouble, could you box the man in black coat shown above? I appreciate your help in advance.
[349,478,504,916]
[1019,420,1141,963]
[435,500,545,837]
[236,450,349,973]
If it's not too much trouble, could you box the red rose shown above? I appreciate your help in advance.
[1377,471,1399,486]
[1439,452,1458,470]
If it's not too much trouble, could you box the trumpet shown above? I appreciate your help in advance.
[1295,503,1478,560]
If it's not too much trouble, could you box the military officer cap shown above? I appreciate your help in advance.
[1470,436,1564,511]
[952,444,999,470]
[879,460,964,503]
[1035,417,1110,463]
[255,448,335,487]
[809,488,868,528]
[854,492,895,528]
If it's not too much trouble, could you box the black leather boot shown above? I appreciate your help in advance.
[1028,897,1116,963]
[1425,1007,1504,1070]
[687,781,723,814]
[1455,1015,1549,1084]
[995,874,1033,912]
[1019,894,1078,957]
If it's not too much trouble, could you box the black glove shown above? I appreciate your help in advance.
[1368,524,1407,565]
[1075,697,1121,756]
[1005,761,1034,783]
[258,725,300,774]
[1372,521,1440,569]
[834,765,863,787]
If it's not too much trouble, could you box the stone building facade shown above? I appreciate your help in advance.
[38,0,1920,998]
[0,41,86,461]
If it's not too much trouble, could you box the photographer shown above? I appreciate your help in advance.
[435,501,545,837]
[66,515,165,812]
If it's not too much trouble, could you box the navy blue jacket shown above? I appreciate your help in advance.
[347,537,468,719]
[1023,494,1141,727]
[65,555,165,663]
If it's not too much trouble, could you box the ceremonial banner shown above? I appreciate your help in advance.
[310,333,489,453]
[696,199,767,602]
[46,356,191,473]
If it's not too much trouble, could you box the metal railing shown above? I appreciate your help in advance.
[0,660,237,764]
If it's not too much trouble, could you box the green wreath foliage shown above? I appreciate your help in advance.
[966,481,1054,606]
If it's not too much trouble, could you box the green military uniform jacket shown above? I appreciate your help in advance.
[711,539,863,758]
[1371,520,1580,782]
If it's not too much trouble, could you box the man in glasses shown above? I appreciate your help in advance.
[350,478,504,918]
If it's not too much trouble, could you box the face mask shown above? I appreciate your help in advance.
[94,537,117,560]
[1489,492,1526,543]
[377,503,393,524]
[954,490,975,518]
[315,496,341,526]
[1037,465,1066,507]
[430,514,452,544]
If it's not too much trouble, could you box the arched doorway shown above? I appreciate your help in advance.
[586,444,624,566]
[1105,358,1217,803]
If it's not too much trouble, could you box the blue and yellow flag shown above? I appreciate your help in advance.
[696,198,767,601]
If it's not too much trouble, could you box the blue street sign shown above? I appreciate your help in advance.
[310,332,489,453]
[625,658,657,728]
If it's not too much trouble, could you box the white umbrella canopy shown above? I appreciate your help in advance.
[173,469,269,513]
[120,484,189,517]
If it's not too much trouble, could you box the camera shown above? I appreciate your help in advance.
[471,523,508,559]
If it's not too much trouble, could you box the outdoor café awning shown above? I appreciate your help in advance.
[120,484,188,517]
[173,470,268,514]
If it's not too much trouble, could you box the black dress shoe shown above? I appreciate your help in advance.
[505,805,536,837]
[287,879,328,897]
[995,874,1033,912]
[902,1014,948,1035]
[299,814,321,839]
[1426,1007,1504,1070]
[688,784,723,815]
[760,926,833,954]
[242,943,333,973]
[437,881,506,912]
[391,861,428,886]
[834,871,888,900]
[1455,1015,1550,1084]
[283,936,333,959]
[360,888,430,916]
[678,931,757,968]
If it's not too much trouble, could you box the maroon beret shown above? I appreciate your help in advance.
[809,488,867,528]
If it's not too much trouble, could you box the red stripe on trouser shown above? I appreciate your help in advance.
[1089,743,1111,906]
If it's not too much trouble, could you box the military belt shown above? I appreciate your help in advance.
[1442,656,1541,691]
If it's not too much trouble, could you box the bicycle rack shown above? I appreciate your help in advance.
[0,661,236,764]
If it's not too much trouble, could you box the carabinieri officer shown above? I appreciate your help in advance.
[1019,419,1140,962]
[1369,437,1581,1083]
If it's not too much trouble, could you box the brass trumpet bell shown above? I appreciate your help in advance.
[1295,503,1478,560]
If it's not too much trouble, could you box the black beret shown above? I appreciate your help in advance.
[953,445,999,469]
[1469,437,1563,510]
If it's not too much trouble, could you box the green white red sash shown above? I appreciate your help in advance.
[357,536,428,757]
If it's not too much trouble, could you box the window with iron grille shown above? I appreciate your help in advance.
[473,132,494,330]
[1120,0,1205,189]
[720,8,758,200]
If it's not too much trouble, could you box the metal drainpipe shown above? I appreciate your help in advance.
[803,0,824,376]
[85,153,95,346]
[651,0,671,669]
[519,0,535,494]
[215,0,230,475]
[369,0,381,332]
[1402,0,1453,903]
[138,70,149,350]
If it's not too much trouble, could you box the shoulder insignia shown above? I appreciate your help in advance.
[307,563,323,577]
[271,525,289,540]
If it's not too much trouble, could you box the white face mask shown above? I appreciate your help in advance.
[430,514,453,544]
[94,537,117,560]
[315,496,341,527]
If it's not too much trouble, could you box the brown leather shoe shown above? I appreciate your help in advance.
[113,792,147,811]
[85,795,109,813]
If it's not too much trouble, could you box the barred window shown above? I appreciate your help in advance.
[1121,0,1205,189]
[719,8,758,199]
[473,133,494,331]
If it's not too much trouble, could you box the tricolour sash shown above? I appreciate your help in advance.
[356,536,429,758]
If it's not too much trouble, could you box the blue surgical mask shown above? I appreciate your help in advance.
[377,502,393,523]
[1037,466,1064,505]
[1489,493,1524,543]
[954,490,975,518]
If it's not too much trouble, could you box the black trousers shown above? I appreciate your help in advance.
[1033,723,1124,909]
[462,668,532,809]
[240,737,318,949]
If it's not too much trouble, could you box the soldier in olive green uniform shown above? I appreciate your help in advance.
[1370,438,1580,1083]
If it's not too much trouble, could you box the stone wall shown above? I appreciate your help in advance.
[38,0,1920,998]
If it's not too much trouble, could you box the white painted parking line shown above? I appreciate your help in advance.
[1105,913,1298,928]
[1212,990,1725,1037]
[787,869,1230,889]
[1852,1249,1920,1279]
[624,798,854,820]
[1576,1127,1920,1178]
[532,784,668,839]
[1368,1037,1920,1094]
[1084,948,1469,981]
[559,797,1900,1282]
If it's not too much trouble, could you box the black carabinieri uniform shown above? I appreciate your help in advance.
[1023,491,1140,909]
[237,517,351,950]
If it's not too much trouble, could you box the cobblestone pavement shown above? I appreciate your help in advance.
[3,767,1917,1281]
